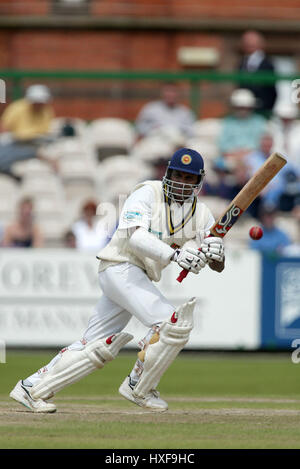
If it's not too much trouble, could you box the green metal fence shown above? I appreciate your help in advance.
[0,69,299,115]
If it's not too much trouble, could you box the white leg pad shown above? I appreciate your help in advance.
[133,297,195,399]
[31,332,133,399]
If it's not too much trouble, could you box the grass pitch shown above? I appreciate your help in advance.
[1,350,300,449]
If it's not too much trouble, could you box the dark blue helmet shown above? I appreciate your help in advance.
[168,148,205,175]
[162,148,205,202]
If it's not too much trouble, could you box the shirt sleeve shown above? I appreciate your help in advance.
[118,185,154,231]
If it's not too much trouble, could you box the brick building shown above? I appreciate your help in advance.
[0,0,299,120]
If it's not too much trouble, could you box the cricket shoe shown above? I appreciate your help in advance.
[9,380,57,413]
[119,376,168,412]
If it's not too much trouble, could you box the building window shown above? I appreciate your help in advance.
[52,0,90,15]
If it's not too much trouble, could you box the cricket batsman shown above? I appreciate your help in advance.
[10,147,225,413]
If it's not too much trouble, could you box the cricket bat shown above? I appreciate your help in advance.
[177,152,287,283]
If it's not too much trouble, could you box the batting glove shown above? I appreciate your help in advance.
[200,237,225,263]
[172,247,207,274]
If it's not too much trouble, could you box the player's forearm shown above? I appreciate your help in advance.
[128,227,174,266]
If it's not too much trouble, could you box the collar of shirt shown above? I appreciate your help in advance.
[246,50,265,71]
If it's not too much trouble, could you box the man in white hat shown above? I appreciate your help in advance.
[268,101,300,168]
[0,84,56,181]
[218,88,267,160]
[1,84,54,141]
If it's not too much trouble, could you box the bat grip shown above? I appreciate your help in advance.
[176,269,188,283]
[176,247,202,283]
[176,233,214,283]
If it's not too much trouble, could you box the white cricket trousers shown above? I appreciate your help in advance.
[25,263,174,386]
[84,262,174,341]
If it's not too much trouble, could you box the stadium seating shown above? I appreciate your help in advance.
[85,118,136,162]
[0,175,19,225]
[0,116,298,250]
[13,159,54,178]
[131,136,175,165]
[50,117,88,139]
[95,154,151,203]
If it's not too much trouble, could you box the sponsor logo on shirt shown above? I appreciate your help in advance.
[123,211,143,221]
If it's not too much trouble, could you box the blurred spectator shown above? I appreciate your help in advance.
[0,223,3,246]
[1,85,54,141]
[268,102,300,168]
[2,197,43,248]
[59,119,77,138]
[204,156,261,219]
[207,132,300,219]
[149,157,169,181]
[135,82,195,140]
[248,206,291,255]
[0,84,57,182]
[238,30,277,114]
[63,230,77,249]
[218,89,267,163]
[282,206,300,256]
[72,200,113,252]
[244,133,300,212]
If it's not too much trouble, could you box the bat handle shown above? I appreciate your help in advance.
[176,269,188,283]
[176,246,203,283]
[176,235,213,283]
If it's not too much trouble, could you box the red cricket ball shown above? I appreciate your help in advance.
[249,226,263,240]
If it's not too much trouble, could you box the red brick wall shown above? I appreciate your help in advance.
[1,0,300,21]
[0,27,295,120]
[0,1,299,120]
[0,0,48,15]
[92,0,300,20]
[0,30,231,119]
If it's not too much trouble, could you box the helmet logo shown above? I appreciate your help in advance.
[181,154,192,165]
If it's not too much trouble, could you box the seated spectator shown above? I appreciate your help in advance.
[2,197,43,248]
[149,157,169,181]
[72,200,113,253]
[218,89,267,161]
[0,223,3,246]
[282,205,300,256]
[135,82,195,140]
[248,206,292,255]
[204,156,261,219]
[1,84,54,142]
[0,84,57,182]
[63,229,77,249]
[59,119,77,138]
[267,102,300,168]
[244,133,300,212]
[206,130,300,219]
